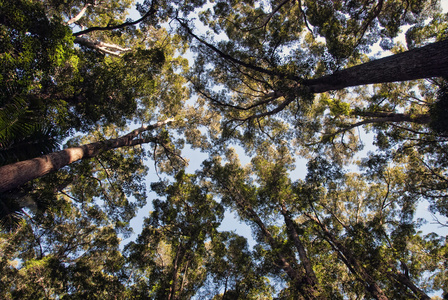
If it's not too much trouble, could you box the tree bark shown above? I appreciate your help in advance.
[66,4,90,25]
[388,267,431,300]
[306,214,389,300]
[280,202,319,287]
[74,37,131,56]
[223,182,319,299]
[0,119,173,194]
[303,39,448,93]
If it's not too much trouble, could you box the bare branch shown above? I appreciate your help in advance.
[74,36,132,56]
[297,0,313,35]
[320,112,431,142]
[352,0,384,52]
[73,3,157,36]
[177,17,302,82]
[232,95,295,122]
[248,0,292,31]
[66,3,91,25]
[431,214,448,227]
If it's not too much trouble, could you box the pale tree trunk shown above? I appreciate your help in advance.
[0,119,173,193]
[66,4,90,25]
[74,37,131,56]
[303,39,448,93]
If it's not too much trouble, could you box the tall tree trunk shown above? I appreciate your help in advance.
[388,266,431,300]
[186,23,448,92]
[303,39,448,93]
[224,182,318,299]
[306,214,389,300]
[168,243,183,300]
[0,119,173,193]
[280,202,319,287]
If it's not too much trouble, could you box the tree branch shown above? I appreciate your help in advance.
[322,112,431,141]
[177,17,302,82]
[66,3,91,25]
[73,3,157,36]
[74,36,132,56]
[248,0,292,31]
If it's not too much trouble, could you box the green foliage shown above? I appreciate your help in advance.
[0,98,60,166]
[1,0,447,299]
[430,81,448,134]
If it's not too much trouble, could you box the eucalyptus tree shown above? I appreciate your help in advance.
[0,184,128,299]
[202,144,444,299]
[1,0,447,299]
[178,0,448,222]
[177,0,447,154]
[124,171,225,299]
[0,0,194,297]
[0,0,191,228]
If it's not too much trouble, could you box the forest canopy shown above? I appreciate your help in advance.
[1,0,448,299]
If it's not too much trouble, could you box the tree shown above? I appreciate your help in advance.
[0,119,174,193]
[201,145,442,299]
[1,0,448,299]
[124,171,225,299]
[178,0,448,224]
[0,187,129,299]
[178,0,447,151]
[0,0,188,228]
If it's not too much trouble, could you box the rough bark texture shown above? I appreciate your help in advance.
[303,39,448,93]
[307,214,389,300]
[389,269,431,300]
[0,119,172,193]
[226,184,320,299]
[281,203,319,286]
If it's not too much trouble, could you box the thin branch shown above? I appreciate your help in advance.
[256,117,275,142]
[416,156,448,184]
[198,87,282,112]
[73,3,157,36]
[232,95,296,122]
[177,17,302,82]
[389,124,435,136]
[58,190,83,203]
[323,113,431,141]
[87,175,116,204]
[94,156,124,198]
[95,157,112,179]
[431,214,448,227]
[352,0,384,52]
[297,0,313,35]
[248,0,292,31]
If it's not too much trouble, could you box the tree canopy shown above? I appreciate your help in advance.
[1,0,447,299]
